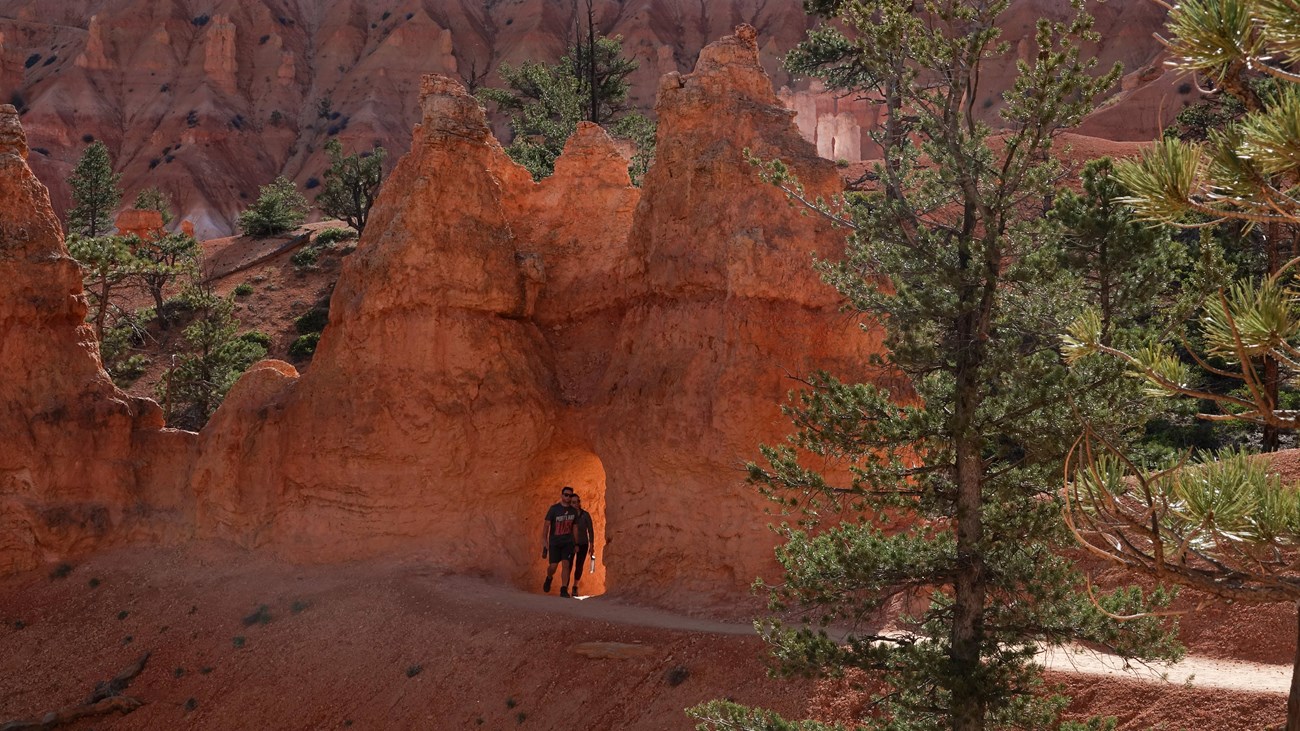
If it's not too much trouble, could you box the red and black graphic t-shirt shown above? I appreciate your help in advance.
[546,503,578,542]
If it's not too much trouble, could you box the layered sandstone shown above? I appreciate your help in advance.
[0,0,1183,237]
[0,104,190,574]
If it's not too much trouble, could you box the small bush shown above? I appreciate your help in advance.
[174,667,185,678]
[88,577,101,588]
[117,610,129,620]
[24,53,40,68]
[294,308,329,334]
[42,55,56,67]
[289,332,321,359]
[835,158,849,168]
[185,698,198,712]
[664,665,690,686]
[259,34,270,44]
[122,635,133,645]
[186,110,199,128]
[32,147,49,156]
[239,330,272,348]
[233,282,254,296]
[381,10,391,20]
[405,664,422,678]
[242,604,272,626]
[232,635,246,648]
[192,14,210,26]
[112,354,151,386]
[316,227,357,246]
[81,133,94,143]
[149,158,160,169]
[516,712,527,724]
[239,177,309,236]
[49,562,73,579]
[291,246,321,268]
[160,84,170,93]
[304,177,320,190]
[505,698,517,709]
[200,666,213,674]
[290,600,309,614]
[14,620,25,630]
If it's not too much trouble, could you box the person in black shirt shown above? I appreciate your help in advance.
[569,493,595,598]
[541,486,577,597]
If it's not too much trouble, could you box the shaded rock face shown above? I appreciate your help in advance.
[0,0,1178,236]
[0,104,191,574]
[184,27,888,607]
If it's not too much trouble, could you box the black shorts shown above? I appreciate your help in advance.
[548,541,575,563]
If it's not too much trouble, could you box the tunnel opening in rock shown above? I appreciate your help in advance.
[521,448,608,598]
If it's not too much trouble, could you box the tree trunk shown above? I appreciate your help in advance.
[1264,355,1281,452]
[95,271,110,341]
[1289,600,1300,731]
[950,308,987,731]
[1265,221,1282,452]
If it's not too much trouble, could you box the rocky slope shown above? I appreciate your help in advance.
[0,0,1186,237]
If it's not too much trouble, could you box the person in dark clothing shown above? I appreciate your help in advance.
[569,493,596,598]
[541,486,577,597]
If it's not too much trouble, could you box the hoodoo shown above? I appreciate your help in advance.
[1,28,887,609]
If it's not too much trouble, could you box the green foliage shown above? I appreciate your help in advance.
[288,332,320,359]
[692,3,1181,730]
[316,139,386,234]
[157,286,268,430]
[239,330,273,349]
[242,604,272,626]
[133,186,175,225]
[238,176,309,236]
[478,32,655,182]
[291,245,322,268]
[294,307,329,335]
[315,227,357,245]
[135,232,200,327]
[67,141,121,238]
[233,282,254,296]
[1116,0,1300,226]
[67,233,140,341]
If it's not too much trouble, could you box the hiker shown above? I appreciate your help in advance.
[569,493,596,598]
[541,486,578,597]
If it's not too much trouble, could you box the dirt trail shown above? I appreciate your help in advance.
[456,575,1292,696]
[0,545,1288,730]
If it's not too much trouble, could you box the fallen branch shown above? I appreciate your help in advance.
[1,652,149,731]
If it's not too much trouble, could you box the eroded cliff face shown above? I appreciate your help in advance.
[1,27,892,608]
[0,104,191,574]
[0,0,1182,237]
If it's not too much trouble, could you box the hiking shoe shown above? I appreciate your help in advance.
[559,587,569,598]
[543,576,552,593]
[571,585,580,597]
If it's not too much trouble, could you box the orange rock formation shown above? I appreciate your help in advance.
[0,103,190,575]
[0,28,888,608]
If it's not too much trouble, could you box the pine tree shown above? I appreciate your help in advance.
[316,139,386,234]
[477,13,654,182]
[67,233,138,342]
[1114,0,1300,451]
[133,186,175,226]
[689,2,1180,729]
[158,285,267,430]
[135,231,199,328]
[237,176,309,237]
[67,141,121,238]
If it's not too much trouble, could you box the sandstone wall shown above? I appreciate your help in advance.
[0,104,193,574]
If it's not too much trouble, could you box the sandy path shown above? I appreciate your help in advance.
[449,574,1293,696]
